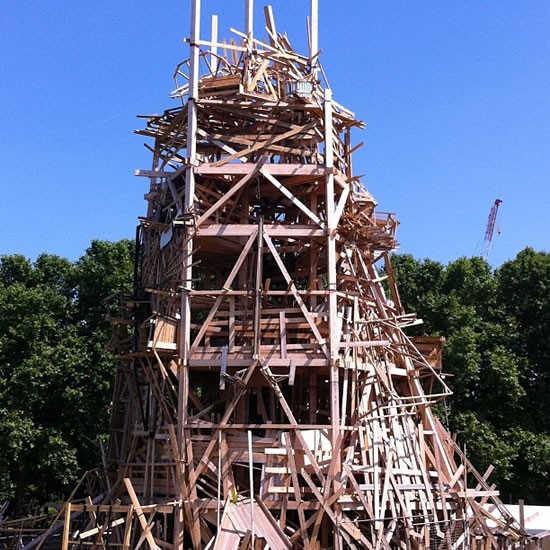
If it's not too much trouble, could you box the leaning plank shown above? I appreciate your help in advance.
[123,478,160,550]
[284,435,311,547]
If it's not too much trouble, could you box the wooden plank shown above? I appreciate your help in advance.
[284,435,311,547]
[310,433,343,545]
[338,340,390,348]
[310,0,319,60]
[79,518,125,540]
[210,14,219,74]
[196,164,330,176]
[122,505,134,550]
[288,359,296,387]
[229,297,235,350]
[333,176,350,227]
[245,0,253,36]
[211,123,314,167]
[196,224,256,237]
[61,503,71,550]
[448,464,465,488]
[301,471,362,549]
[279,310,287,360]
[254,497,292,549]
[220,345,228,390]
[123,478,160,550]
[253,217,264,360]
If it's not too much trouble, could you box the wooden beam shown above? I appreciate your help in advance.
[196,164,330,177]
[61,503,71,550]
[123,478,160,550]
[245,0,254,37]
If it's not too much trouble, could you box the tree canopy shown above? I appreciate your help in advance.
[0,242,548,513]
[0,240,133,514]
[392,248,550,503]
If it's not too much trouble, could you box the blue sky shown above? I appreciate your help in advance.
[1,1,549,267]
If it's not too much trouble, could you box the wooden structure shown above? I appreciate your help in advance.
[10,2,532,549]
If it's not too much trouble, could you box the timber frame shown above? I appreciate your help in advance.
[7,2,535,549]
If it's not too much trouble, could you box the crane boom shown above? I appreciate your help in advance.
[482,199,502,261]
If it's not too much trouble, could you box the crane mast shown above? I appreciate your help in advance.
[482,198,503,261]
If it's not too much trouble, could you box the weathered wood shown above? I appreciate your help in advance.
[123,478,161,550]
[61,503,70,550]
[196,160,265,227]
[195,164,330,176]
[31,4,528,550]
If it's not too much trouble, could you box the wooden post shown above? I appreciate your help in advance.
[61,503,71,550]
[180,0,201,362]
[210,15,218,74]
[217,429,222,532]
[248,430,255,546]
[264,5,277,47]
[178,3,201,548]
[124,478,160,550]
[325,93,342,550]
[253,217,264,360]
[179,0,201,416]
[324,87,340,444]
[245,0,254,37]
[310,0,319,61]
[519,498,525,537]
[185,0,200,203]
[122,505,134,550]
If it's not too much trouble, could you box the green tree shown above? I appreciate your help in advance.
[497,248,550,432]
[76,239,135,334]
[392,250,549,504]
[0,240,133,514]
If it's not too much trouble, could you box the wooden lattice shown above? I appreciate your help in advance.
[16,3,533,550]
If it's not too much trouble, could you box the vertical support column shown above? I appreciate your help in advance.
[61,503,71,550]
[180,0,201,365]
[245,0,254,37]
[309,190,318,310]
[310,0,319,60]
[248,430,255,546]
[178,2,201,549]
[325,86,342,550]
[210,15,218,75]
[185,0,201,209]
[324,88,339,441]
[253,217,264,360]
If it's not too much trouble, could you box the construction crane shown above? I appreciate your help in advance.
[482,199,503,261]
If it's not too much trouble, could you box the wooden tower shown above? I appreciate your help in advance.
[31,2,529,549]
